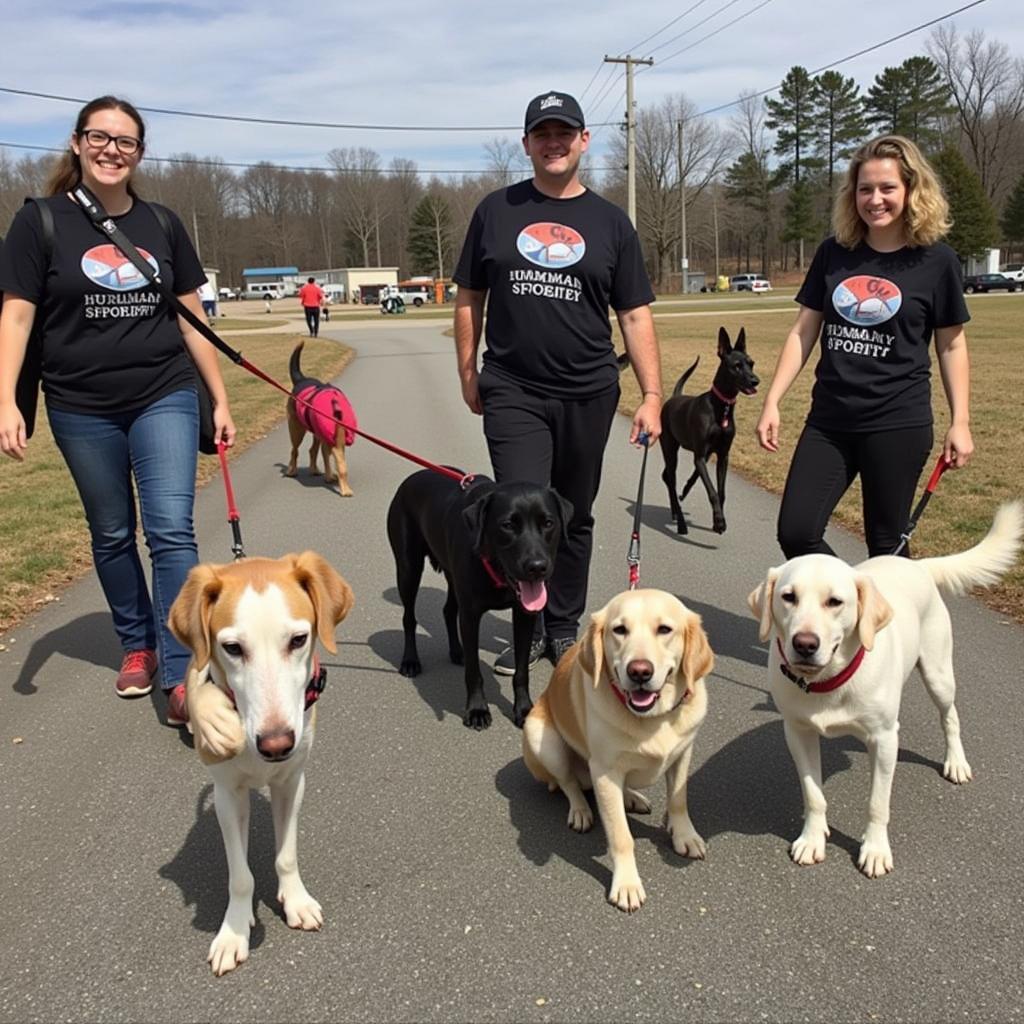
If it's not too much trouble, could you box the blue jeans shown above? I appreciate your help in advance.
[47,387,200,689]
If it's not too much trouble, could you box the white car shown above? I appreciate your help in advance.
[1000,264,1024,286]
[730,274,772,293]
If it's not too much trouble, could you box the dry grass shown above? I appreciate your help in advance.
[618,294,1024,622]
[0,334,352,634]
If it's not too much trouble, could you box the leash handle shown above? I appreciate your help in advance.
[216,441,245,560]
[891,454,950,556]
[925,454,951,493]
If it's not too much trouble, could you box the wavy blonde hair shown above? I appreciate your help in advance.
[833,134,950,249]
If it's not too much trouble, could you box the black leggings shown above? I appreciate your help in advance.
[777,422,933,559]
[304,306,320,337]
[478,369,619,639]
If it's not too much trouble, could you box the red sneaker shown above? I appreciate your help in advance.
[115,649,157,698]
[165,683,189,727]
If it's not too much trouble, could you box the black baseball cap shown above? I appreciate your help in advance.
[524,91,585,134]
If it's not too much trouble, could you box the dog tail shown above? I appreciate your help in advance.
[289,341,306,388]
[916,500,1023,595]
[671,357,700,397]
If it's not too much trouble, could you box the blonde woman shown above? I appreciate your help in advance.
[755,134,972,558]
[0,96,235,721]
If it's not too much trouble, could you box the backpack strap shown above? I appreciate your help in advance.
[146,201,173,243]
[24,197,55,266]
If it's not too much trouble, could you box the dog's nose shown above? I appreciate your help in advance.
[792,632,820,658]
[750,373,761,387]
[523,558,549,580]
[626,659,654,683]
[256,728,296,760]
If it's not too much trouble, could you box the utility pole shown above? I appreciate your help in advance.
[192,208,202,263]
[604,54,653,227]
[712,183,720,286]
[677,118,687,295]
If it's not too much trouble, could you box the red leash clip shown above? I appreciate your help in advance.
[216,441,245,560]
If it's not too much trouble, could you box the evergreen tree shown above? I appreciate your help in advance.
[765,66,816,185]
[780,180,819,257]
[407,193,453,278]
[865,57,950,150]
[931,147,998,261]
[809,71,866,191]
[1000,173,1024,261]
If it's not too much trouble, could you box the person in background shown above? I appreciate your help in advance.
[755,134,972,559]
[197,279,217,322]
[298,276,324,337]
[0,94,235,725]
[453,90,663,676]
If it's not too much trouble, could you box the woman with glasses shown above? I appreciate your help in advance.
[0,95,236,725]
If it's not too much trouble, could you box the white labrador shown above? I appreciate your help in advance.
[748,502,1021,877]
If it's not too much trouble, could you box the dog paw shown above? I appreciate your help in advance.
[285,466,298,478]
[943,753,973,785]
[463,706,492,730]
[339,484,354,497]
[448,646,464,666]
[713,517,727,534]
[512,699,534,729]
[608,870,646,913]
[858,827,893,878]
[676,519,689,535]
[208,925,250,976]
[667,817,706,859]
[624,789,651,814]
[280,887,323,930]
[398,658,422,677]
[567,803,594,832]
[790,828,828,866]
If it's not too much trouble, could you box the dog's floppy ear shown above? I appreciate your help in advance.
[461,492,492,555]
[734,326,747,352]
[291,551,355,654]
[747,567,781,642]
[549,489,575,545]
[854,573,893,651]
[717,326,732,357]
[577,606,606,684]
[681,611,714,689]
[168,563,223,669]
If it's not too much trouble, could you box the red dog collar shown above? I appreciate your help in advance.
[776,638,865,693]
[710,384,738,428]
[479,555,509,590]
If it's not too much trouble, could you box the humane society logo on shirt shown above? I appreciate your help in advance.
[80,244,163,320]
[511,222,585,302]
[824,274,902,359]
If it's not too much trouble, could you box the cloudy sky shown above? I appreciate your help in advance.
[1,0,1021,179]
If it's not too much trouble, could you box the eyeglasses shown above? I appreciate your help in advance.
[79,129,142,156]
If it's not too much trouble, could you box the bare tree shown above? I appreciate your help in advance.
[327,147,386,267]
[606,94,733,288]
[929,25,1024,202]
[482,136,528,187]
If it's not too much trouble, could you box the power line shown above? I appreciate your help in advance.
[647,0,747,58]
[0,140,618,177]
[627,0,711,53]
[685,0,988,123]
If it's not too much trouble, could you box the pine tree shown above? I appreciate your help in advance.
[407,193,453,278]
[780,180,819,255]
[1000,173,1024,261]
[931,147,998,261]
[809,71,866,191]
[865,57,950,150]
[765,66,816,185]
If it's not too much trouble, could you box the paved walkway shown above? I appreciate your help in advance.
[1,321,1022,1022]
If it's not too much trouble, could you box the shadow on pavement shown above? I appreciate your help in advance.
[159,784,279,945]
[12,612,120,695]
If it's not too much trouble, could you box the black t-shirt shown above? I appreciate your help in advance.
[0,193,206,414]
[453,180,655,398]
[796,236,969,432]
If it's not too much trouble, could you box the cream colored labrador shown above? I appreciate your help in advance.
[748,502,1022,878]
[523,589,714,912]
[169,552,354,975]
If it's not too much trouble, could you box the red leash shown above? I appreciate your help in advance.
[891,454,950,556]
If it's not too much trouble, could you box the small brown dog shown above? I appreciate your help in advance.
[285,341,356,496]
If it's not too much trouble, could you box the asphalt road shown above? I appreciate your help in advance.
[2,321,1022,1024]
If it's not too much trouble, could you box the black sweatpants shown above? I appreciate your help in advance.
[304,306,320,337]
[777,422,933,559]
[479,369,620,639]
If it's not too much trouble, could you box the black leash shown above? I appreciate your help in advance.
[627,432,650,589]
[891,454,950,556]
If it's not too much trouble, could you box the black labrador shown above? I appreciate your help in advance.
[387,470,572,730]
[660,326,759,535]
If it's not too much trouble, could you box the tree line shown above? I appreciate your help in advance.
[1,26,1022,292]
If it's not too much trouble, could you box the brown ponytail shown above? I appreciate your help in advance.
[44,95,147,198]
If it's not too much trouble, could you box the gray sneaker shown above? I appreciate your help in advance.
[494,635,548,676]
[547,636,576,666]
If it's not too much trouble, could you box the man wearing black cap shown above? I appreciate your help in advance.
[453,90,663,683]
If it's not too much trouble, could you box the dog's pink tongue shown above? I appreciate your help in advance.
[518,580,548,612]
[629,689,658,710]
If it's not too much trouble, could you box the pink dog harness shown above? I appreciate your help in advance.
[294,384,357,448]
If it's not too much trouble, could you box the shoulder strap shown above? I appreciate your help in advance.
[24,197,55,265]
[145,200,173,243]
